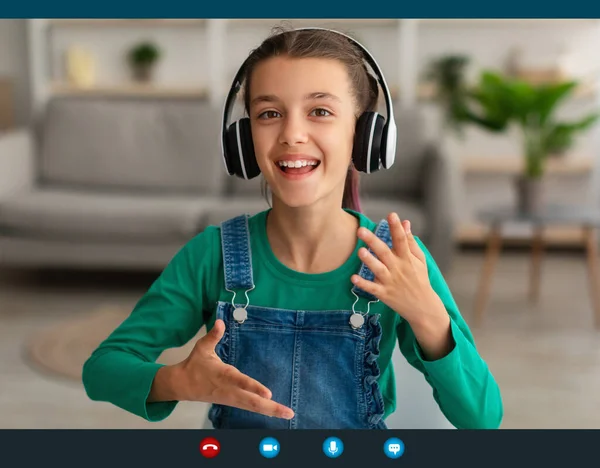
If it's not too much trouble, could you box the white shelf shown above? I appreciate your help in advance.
[419,80,597,102]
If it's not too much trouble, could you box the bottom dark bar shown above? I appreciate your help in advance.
[0,429,592,468]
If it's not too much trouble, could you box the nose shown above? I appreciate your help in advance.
[278,112,308,147]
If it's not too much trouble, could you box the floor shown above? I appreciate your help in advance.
[1,249,599,429]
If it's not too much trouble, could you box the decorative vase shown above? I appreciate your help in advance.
[66,46,96,88]
[515,175,543,215]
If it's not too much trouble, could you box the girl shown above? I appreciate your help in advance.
[82,27,503,430]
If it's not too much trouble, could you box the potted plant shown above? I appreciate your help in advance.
[458,71,599,214]
[422,54,472,139]
[421,54,477,222]
[127,41,161,83]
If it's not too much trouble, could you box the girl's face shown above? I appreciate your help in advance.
[248,56,357,209]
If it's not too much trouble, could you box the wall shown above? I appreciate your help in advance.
[17,19,600,242]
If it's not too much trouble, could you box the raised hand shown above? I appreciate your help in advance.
[350,212,438,325]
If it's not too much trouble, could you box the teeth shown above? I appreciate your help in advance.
[278,160,319,167]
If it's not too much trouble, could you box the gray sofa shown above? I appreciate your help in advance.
[0,96,455,272]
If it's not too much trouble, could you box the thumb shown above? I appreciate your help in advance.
[198,319,226,351]
[403,221,426,263]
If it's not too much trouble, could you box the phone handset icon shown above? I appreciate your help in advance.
[200,438,221,458]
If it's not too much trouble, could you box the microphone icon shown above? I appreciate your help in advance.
[323,437,344,458]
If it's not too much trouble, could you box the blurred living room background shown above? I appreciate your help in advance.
[1,18,600,429]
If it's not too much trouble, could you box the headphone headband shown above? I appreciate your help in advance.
[221,27,397,178]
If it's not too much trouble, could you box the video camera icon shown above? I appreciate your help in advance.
[384,438,405,459]
[259,437,280,459]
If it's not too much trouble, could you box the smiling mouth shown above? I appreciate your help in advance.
[276,160,321,175]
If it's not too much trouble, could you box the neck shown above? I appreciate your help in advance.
[266,197,360,274]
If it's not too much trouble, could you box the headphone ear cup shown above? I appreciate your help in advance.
[225,118,261,179]
[379,125,388,169]
[238,118,260,179]
[352,113,370,173]
[352,112,385,173]
[225,121,242,177]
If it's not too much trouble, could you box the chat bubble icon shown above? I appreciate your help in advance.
[384,438,404,459]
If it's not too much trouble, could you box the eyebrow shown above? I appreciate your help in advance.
[250,92,342,107]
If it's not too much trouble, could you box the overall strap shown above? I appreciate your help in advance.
[352,219,393,303]
[220,214,255,291]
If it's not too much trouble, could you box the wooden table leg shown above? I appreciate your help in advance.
[583,226,600,329]
[473,224,503,326]
[530,225,544,303]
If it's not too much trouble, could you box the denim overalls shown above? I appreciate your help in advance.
[207,214,393,429]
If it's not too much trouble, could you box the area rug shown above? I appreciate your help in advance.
[24,306,205,381]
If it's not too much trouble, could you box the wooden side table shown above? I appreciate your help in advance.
[473,205,600,328]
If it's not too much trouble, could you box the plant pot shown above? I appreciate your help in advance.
[515,175,543,215]
[131,63,155,83]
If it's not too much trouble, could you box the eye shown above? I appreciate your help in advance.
[257,110,281,120]
[310,108,332,117]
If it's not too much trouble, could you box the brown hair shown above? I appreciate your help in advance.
[242,26,380,212]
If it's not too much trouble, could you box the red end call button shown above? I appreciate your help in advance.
[200,437,221,458]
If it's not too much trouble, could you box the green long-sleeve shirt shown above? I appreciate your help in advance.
[82,209,503,429]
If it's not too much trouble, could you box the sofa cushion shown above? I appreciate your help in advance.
[39,97,227,194]
[0,188,218,241]
[359,197,427,236]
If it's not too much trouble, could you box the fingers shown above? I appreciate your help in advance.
[351,274,384,297]
[221,365,272,400]
[358,247,389,280]
[388,212,410,257]
[356,227,395,267]
[198,319,226,351]
[218,387,295,420]
[402,219,426,263]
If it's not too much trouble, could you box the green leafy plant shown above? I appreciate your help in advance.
[128,41,161,67]
[423,54,472,137]
[461,71,600,178]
